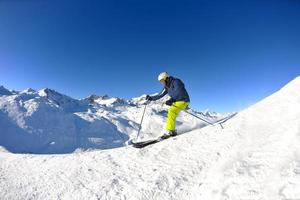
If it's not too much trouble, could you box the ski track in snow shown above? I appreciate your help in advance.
[1,77,300,199]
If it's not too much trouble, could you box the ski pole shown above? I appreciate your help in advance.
[136,103,148,141]
[184,108,224,128]
[183,109,214,126]
[170,104,219,127]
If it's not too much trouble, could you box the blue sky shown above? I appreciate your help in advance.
[0,0,299,112]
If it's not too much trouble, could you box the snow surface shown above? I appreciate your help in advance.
[1,77,300,199]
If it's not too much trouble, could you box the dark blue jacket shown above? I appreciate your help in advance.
[151,76,190,102]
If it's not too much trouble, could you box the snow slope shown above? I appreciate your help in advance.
[1,77,300,200]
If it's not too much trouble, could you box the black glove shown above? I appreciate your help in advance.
[146,95,153,101]
[165,98,173,106]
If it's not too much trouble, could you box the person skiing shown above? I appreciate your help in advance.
[146,72,190,139]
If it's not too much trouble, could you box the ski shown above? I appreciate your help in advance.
[131,135,175,148]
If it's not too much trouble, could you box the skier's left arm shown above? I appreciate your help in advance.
[149,88,168,101]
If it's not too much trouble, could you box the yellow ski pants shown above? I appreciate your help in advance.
[167,101,189,131]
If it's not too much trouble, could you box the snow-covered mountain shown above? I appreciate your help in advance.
[1,77,300,200]
[86,94,126,106]
[0,86,226,154]
[0,85,12,96]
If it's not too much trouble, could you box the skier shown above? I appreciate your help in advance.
[146,72,190,139]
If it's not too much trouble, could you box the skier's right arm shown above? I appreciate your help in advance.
[149,88,167,101]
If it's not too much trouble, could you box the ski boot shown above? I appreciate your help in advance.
[160,130,177,140]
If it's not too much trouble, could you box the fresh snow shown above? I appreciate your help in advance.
[1,77,300,199]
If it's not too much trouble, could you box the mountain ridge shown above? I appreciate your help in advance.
[0,85,226,154]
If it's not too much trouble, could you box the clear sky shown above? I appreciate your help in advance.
[0,0,299,112]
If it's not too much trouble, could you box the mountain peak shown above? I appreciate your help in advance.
[38,88,80,110]
[85,94,125,106]
[38,88,61,97]
[0,85,12,96]
[21,88,36,94]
